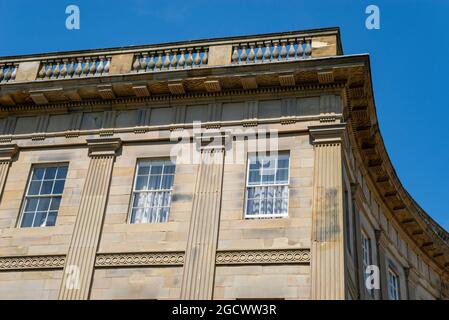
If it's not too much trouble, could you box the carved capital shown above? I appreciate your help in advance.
[374,228,389,248]
[194,131,231,152]
[309,123,346,145]
[86,137,121,157]
[0,143,18,162]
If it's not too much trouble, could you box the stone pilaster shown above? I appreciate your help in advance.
[180,132,229,300]
[404,266,419,300]
[0,144,18,201]
[59,137,121,300]
[309,123,346,300]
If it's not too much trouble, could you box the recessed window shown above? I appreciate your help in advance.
[19,165,68,228]
[361,232,373,296]
[387,267,400,300]
[129,159,175,224]
[244,153,289,219]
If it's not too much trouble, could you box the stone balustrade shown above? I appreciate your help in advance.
[0,28,341,83]
[231,37,312,64]
[0,63,18,82]
[132,47,208,72]
[37,55,111,80]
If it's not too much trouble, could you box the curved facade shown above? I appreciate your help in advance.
[0,28,447,300]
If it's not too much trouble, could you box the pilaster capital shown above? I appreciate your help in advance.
[404,266,420,285]
[86,137,122,157]
[309,123,346,145]
[374,228,389,248]
[194,131,231,152]
[0,143,18,162]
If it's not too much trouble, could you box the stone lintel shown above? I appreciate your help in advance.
[309,123,346,145]
[86,137,121,157]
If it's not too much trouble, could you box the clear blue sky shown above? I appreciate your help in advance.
[1,0,448,230]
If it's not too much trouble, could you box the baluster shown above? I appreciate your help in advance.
[304,38,312,58]
[82,58,90,76]
[11,65,17,80]
[53,62,61,78]
[0,66,4,81]
[38,63,46,79]
[193,48,201,66]
[75,58,83,76]
[156,51,163,70]
[133,55,141,71]
[231,46,239,64]
[89,58,97,75]
[4,66,11,81]
[104,57,110,73]
[178,49,185,69]
[68,59,76,77]
[140,53,148,70]
[60,60,68,77]
[280,40,287,61]
[248,44,255,63]
[255,43,263,62]
[296,39,304,58]
[288,39,296,60]
[45,62,54,78]
[163,51,171,70]
[97,57,105,74]
[186,49,193,68]
[272,41,279,61]
[148,53,156,70]
[263,41,272,62]
[240,44,247,63]
[201,48,208,65]
[170,50,178,69]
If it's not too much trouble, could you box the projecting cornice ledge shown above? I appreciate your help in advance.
[308,123,346,145]
[86,137,122,157]
[0,143,18,161]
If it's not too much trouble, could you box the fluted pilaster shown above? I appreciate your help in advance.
[59,138,121,300]
[0,144,18,201]
[309,124,346,300]
[180,133,228,300]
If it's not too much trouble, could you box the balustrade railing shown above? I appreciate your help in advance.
[231,37,312,64]
[132,47,208,72]
[0,63,18,82]
[37,55,111,80]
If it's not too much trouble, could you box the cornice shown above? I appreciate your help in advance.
[309,123,346,145]
[0,143,18,161]
[86,137,122,157]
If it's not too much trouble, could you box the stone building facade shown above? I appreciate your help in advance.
[0,28,447,300]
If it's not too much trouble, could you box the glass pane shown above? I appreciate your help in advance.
[148,175,161,190]
[137,165,150,175]
[150,165,163,175]
[28,181,41,195]
[40,181,54,195]
[161,191,171,207]
[163,164,175,174]
[260,200,267,215]
[33,211,47,227]
[262,158,276,170]
[246,199,255,216]
[21,212,34,228]
[277,155,289,168]
[133,192,146,208]
[148,207,158,223]
[135,176,148,191]
[32,168,45,181]
[50,197,61,211]
[53,180,65,194]
[249,158,261,170]
[56,166,68,179]
[37,197,51,211]
[248,170,261,185]
[25,198,39,211]
[262,170,275,185]
[265,198,274,215]
[158,207,169,222]
[44,167,57,180]
[46,212,57,226]
[161,175,174,189]
[131,208,144,224]
[276,168,289,183]
[146,192,156,208]
[266,186,275,199]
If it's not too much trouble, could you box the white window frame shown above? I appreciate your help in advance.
[244,152,290,219]
[18,164,68,228]
[387,267,400,300]
[128,159,175,224]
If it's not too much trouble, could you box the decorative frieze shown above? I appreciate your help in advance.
[95,252,184,267]
[0,255,65,271]
[216,249,310,265]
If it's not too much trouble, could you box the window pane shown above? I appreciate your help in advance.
[50,197,61,211]
[40,181,54,195]
[163,165,175,174]
[137,165,150,175]
[131,208,144,224]
[161,175,174,189]
[28,181,41,195]
[33,212,47,227]
[53,180,65,194]
[56,166,68,179]
[249,159,261,170]
[135,176,148,191]
[150,165,163,175]
[37,197,51,211]
[159,207,169,222]
[44,167,57,180]
[133,192,146,208]
[46,212,57,226]
[21,212,34,228]
[262,170,275,184]
[32,168,45,180]
[276,168,289,183]
[25,198,39,212]
[148,175,161,190]
[277,157,289,168]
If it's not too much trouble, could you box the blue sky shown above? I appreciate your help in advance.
[1,0,448,230]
